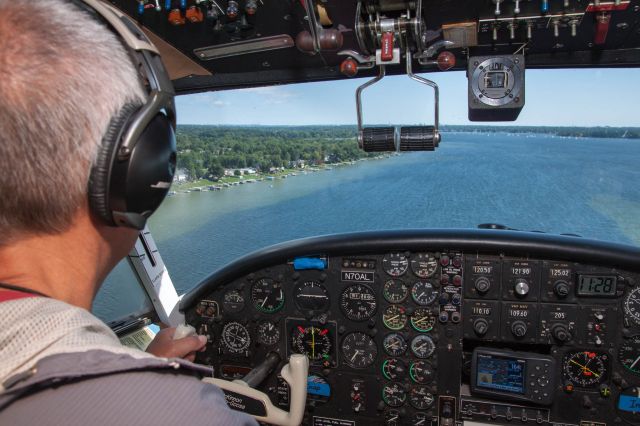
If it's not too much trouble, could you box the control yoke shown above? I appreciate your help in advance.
[202,353,309,426]
[356,51,441,153]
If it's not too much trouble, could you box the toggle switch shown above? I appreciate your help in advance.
[552,20,560,37]
[508,21,517,39]
[514,0,521,14]
[569,19,579,37]
[494,0,504,16]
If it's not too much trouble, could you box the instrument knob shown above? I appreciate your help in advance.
[511,320,528,338]
[552,323,571,342]
[475,277,491,294]
[553,280,570,298]
[473,318,490,336]
[514,279,530,297]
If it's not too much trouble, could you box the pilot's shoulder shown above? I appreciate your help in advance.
[1,350,257,426]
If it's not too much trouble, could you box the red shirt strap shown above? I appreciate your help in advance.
[0,289,39,303]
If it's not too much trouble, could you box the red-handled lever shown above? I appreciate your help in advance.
[594,12,611,45]
[380,32,394,62]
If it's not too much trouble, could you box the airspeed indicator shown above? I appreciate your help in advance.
[619,336,640,375]
[251,278,284,313]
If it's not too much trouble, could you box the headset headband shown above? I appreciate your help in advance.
[81,0,176,160]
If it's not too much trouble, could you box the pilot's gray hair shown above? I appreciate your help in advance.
[0,0,145,242]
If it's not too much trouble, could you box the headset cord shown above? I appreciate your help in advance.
[0,282,50,298]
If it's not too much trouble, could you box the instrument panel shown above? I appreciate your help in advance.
[183,231,640,426]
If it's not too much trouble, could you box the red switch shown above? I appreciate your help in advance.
[168,8,185,25]
[380,32,394,62]
[186,6,203,22]
[594,12,611,45]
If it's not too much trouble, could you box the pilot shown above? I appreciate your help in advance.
[0,0,256,424]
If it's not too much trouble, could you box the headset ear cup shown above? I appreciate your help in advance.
[88,103,141,225]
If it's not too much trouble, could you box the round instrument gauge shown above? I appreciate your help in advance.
[619,335,640,375]
[341,332,377,368]
[383,333,408,357]
[382,382,407,407]
[411,281,437,306]
[411,413,429,426]
[256,321,280,346]
[411,335,436,359]
[221,322,251,353]
[383,279,409,303]
[411,253,439,278]
[294,280,330,312]
[291,325,332,362]
[384,410,401,426]
[251,278,284,313]
[624,287,640,326]
[410,360,435,384]
[563,351,609,387]
[383,253,409,277]
[223,289,245,313]
[383,305,408,330]
[411,308,437,332]
[340,284,377,321]
[382,358,406,380]
[409,386,435,410]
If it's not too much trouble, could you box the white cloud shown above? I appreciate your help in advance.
[240,85,299,105]
[181,92,230,108]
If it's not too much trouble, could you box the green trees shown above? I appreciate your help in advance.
[175,126,370,178]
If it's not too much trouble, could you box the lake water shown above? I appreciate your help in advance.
[93,132,640,322]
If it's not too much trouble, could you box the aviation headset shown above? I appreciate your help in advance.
[77,0,177,230]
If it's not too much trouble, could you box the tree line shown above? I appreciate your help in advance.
[176,125,372,180]
[175,125,640,180]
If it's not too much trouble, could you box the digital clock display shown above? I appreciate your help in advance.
[577,275,617,296]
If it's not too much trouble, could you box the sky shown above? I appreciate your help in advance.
[176,68,640,127]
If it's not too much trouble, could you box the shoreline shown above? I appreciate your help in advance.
[170,154,394,195]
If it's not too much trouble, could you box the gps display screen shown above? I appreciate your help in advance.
[476,354,526,394]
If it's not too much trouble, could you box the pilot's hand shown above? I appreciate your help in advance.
[146,326,207,362]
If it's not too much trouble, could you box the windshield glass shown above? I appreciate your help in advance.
[93,68,640,321]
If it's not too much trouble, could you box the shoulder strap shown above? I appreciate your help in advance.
[0,349,213,410]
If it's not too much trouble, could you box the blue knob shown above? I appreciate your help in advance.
[541,0,549,13]
[165,0,171,10]
[138,1,144,15]
[293,257,327,270]
[180,0,186,9]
